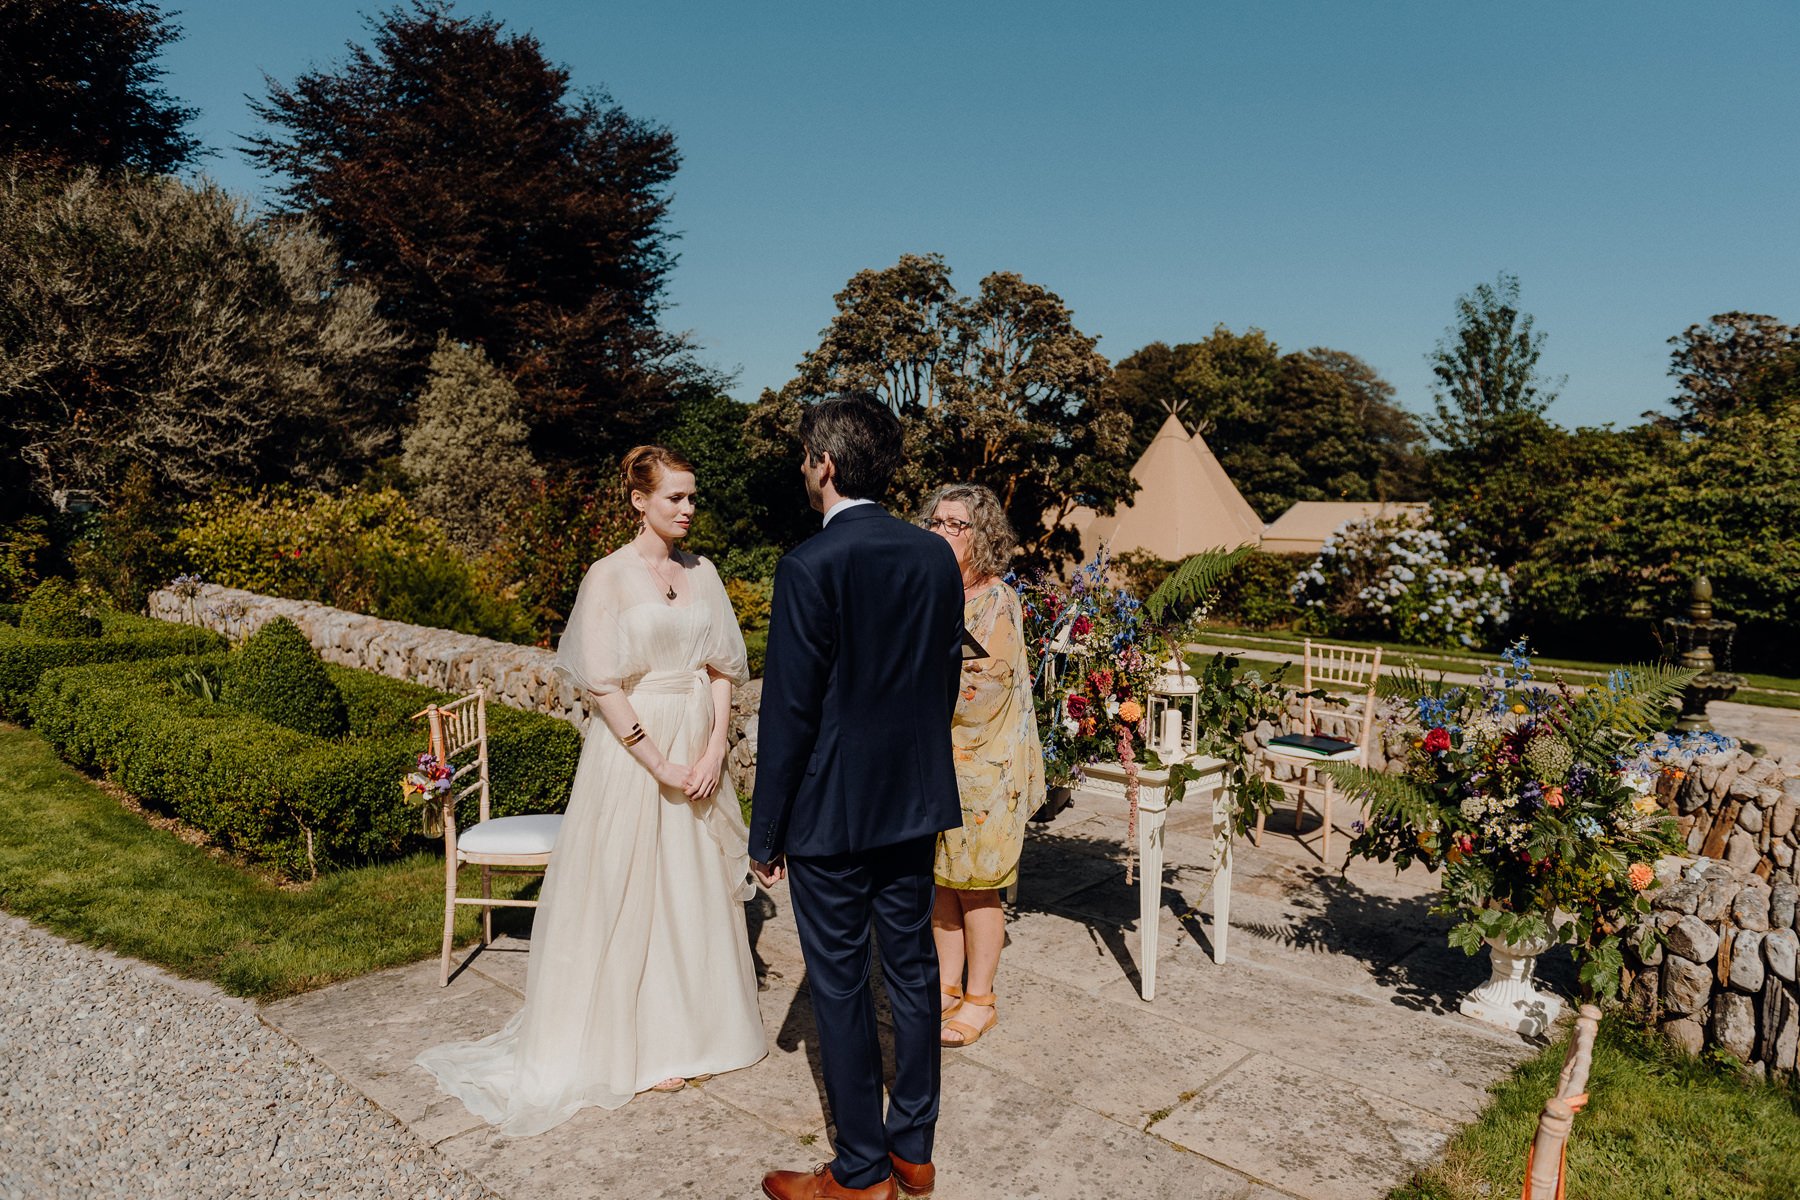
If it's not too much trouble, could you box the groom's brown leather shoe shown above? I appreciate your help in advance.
[888,1153,934,1198]
[761,1162,897,1200]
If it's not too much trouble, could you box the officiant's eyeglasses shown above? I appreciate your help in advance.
[923,517,973,535]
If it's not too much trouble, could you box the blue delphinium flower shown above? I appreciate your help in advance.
[1501,638,1534,683]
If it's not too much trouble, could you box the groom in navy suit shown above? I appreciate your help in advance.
[750,397,965,1200]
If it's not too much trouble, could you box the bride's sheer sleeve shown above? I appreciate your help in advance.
[553,558,626,696]
[698,559,751,686]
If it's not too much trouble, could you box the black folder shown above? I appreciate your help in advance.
[1267,733,1358,757]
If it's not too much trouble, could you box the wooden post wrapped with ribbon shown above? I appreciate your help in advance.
[1522,1003,1601,1200]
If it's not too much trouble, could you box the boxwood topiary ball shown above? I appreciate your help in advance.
[20,578,102,639]
[223,617,350,739]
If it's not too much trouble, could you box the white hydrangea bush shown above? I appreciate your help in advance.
[1289,514,1512,649]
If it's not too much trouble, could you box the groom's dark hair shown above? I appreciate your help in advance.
[800,396,903,500]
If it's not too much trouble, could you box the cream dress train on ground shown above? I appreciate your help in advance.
[415,548,766,1136]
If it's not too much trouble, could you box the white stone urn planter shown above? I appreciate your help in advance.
[1459,929,1564,1037]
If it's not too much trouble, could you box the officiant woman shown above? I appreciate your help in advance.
[917,484,1045,1048]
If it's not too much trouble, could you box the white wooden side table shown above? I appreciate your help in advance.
[1079,754,1232,1001]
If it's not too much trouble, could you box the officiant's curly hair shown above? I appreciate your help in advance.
[620,444,695,504]
[916,484,1016,581]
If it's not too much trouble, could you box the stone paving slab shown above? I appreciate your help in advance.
[259,787,1545,1200]
[1152,1053,1460,1200]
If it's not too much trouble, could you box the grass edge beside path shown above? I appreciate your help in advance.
[1391,1014,1800,1200]
[0,722,529,1000]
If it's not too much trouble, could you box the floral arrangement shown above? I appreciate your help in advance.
[1331,641,1694,998]
[1015,549,1290,856]
[1290,514,1511,650]
[1016,553,1157,787]
[401,752,455,835]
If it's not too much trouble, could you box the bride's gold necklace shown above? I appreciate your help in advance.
[638,548,680,601]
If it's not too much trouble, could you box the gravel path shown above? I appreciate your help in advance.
[0,913,499,1200]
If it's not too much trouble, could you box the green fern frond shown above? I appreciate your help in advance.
[1554,663,1696,758]
[1375,658,1445,703]
[1145,545,1254,623]
[1319,761,1436,828]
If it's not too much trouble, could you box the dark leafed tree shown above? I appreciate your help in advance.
[747,253,1134,565]
[246,0,690,469]
[1112,329,1424,520]
[0,0,200,173]
[1664,311,1800,430]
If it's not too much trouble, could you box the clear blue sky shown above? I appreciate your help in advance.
[160,0,1800,430]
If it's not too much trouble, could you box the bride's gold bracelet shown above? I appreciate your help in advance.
[619,724,647,748]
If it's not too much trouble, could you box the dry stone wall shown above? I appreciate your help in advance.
[148,584,763,797]
[1629,856,1800,1077]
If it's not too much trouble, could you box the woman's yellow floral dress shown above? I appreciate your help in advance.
[935,582,1046,890]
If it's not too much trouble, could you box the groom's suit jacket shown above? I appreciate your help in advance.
[749,504,965,861]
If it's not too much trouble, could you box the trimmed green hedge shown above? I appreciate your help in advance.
[0,603,20,625]
[224,617,349,738]
[0,611,226,719]
[28,656,580,878]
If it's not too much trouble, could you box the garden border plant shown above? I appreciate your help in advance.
[0,604,225,719]
[28,653,579,878]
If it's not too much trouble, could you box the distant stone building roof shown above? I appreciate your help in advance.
[1260,500,1431,556]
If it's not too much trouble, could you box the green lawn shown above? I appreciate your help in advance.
[0,722,530,999]
[1200,625,1800,710]
[1392,1015,1800,1200]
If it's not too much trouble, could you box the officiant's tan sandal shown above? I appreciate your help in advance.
[939,983,964,1021]
[940,993,996,1047]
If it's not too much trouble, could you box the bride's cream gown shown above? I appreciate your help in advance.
[415,548,766,1136]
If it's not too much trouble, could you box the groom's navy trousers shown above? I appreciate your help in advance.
[750,504,964,1190]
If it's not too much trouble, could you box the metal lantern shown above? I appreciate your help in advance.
[1147,655,1201,760]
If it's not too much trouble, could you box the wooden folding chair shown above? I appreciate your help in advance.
[1253,638,1383,862]
[421,686,563,986]
[1523,1004,1601,1200]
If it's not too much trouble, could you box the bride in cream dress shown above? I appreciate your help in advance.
[416,446,765,1136]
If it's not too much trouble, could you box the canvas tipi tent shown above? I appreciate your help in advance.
[1067,414,1264,562]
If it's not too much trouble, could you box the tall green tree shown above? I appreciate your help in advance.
[1425,271,1556,447]
[1112,329,1424,520]
[747,253,1134,564]
[1517,401,1800,674]
[0,0,199,174]
[1424,273,1564,566]
[246,0,695,469]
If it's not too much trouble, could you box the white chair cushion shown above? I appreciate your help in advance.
[458,813,563,856]
[1262,744,1362,764]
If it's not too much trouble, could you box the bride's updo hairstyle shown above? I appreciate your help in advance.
[619,445,695,508]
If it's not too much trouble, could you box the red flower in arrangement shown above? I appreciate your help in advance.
[1544,786,1565,809]
[1088,669,1115,696]
[1071,615,1093,637]
[1065,694,1090,719]
[1422,727,1451,754]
